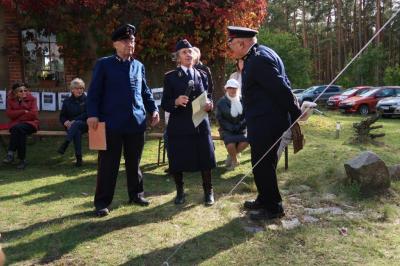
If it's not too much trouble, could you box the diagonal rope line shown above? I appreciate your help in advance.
[162,9,400,265]
[228,7,400,196]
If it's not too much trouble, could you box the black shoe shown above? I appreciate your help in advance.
[129,196,150,206]
[174,190,186,205]
[16,160,27,170]
[75,155,82,167]
[204,190,215,206]
[3,154,14,164]
[95,208,110,217]
[244,199,264,210]
[57,141,70,154]
[249,209,285,221]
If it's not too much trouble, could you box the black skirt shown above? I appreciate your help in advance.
[167,134,216,173]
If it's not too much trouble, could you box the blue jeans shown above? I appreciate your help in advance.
[65,120,88,156]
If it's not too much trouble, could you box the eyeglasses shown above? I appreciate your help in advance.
[17,89,28,93]
[72,87,84,90]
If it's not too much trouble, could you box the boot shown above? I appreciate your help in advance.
[57,140,70,154]
[201,170,214,206]
[16,159,27,170]
[203,187,215,206]
[75,154,83,167]
[3,151,14,164]
[173,172,185,205]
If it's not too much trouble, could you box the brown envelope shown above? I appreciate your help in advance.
[89,122,107,150]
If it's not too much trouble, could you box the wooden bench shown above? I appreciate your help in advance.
[148,132,289,170]
[0,130,289,169]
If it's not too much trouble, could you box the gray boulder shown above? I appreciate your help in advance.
[388,165,400,181]
[344,151,390,194]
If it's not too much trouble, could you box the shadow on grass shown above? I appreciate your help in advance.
[0,170,172,205]
[120,217,251,265]
[3,200,195,264]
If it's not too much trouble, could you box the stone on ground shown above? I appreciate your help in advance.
[344,151,390,194]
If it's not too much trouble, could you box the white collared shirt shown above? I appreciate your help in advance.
[180,65,194,79]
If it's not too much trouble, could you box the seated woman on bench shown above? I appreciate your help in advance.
[216,79,248,171]
[3,82,39,169]
[57,78,88,167]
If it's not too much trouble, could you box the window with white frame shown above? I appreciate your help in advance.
[21,29,64,87]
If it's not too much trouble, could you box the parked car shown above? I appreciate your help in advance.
[296,85,343,104]
[327,86,373,109]
[376,95,400,117]
[339,86,400,115]
[292,89,305,95]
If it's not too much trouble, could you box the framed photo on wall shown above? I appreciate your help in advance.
[58,92,71,110]
[0,90,6,110]
[151,87,163,106]
[30,91,41,110]
[41,92,56,111]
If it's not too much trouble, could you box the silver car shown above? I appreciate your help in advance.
[376,96,400,117]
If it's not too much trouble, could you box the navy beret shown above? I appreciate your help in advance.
[227,26,258,40]
[175,39,192,52]
[112,24,136,42]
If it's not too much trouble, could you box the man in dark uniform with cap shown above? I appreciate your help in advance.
[87,24,160,217]
[226,26,301,220]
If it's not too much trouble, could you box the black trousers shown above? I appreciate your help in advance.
[247,114,287,213]
[65,120,88,156]
[8,123,36,160]
[94,131,145,210]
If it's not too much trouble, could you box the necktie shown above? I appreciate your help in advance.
[186,69,193,80]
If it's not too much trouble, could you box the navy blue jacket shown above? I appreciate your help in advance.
[161,67,211,136]
[216,95,246,134]
[59,94,87,125]
[87,55,158,133]
[242,44,301,121]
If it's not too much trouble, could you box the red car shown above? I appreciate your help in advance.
[327,86,373,109]
[339,86,400,115]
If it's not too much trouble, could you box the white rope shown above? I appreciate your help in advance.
[162,9,400,265]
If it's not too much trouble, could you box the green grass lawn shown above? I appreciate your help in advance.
[1,112,399,265]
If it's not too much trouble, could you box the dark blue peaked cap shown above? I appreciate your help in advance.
[175,39,192,52]
[227,26,258,39]
[112,24,136,41]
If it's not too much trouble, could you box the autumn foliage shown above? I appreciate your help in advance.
[1,0,267,69]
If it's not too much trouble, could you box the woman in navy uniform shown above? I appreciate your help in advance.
[161,39,216,206]
[226,26,301,220]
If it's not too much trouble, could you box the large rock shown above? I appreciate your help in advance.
[344,151,390,194]
[388,165,400,180]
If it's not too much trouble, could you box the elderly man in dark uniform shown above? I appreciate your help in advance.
[87,24,160,217]
[161,39,216,206]
[226,26,302,220]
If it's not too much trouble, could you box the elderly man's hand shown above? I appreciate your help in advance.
[150,111,160,127]
[87,117,99,130]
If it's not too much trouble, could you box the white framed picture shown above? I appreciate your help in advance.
[0,90,6,110]
[41,92,57,111]
[151,87,163,106]
[30,92,41,110]
[58,92,71,110]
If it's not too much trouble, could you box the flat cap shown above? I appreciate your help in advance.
[227,26,258,40]
[175,39,192,52]
[112,24,136,42]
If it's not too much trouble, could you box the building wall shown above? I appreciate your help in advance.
[0,8,9,91]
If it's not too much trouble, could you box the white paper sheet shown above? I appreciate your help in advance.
[192,91,208,128]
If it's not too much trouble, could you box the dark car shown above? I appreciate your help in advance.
[296,85,343,104]
[339,86,400,115]
[327,86,373,109]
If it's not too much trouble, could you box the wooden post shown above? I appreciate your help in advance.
[284,146,289,170]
